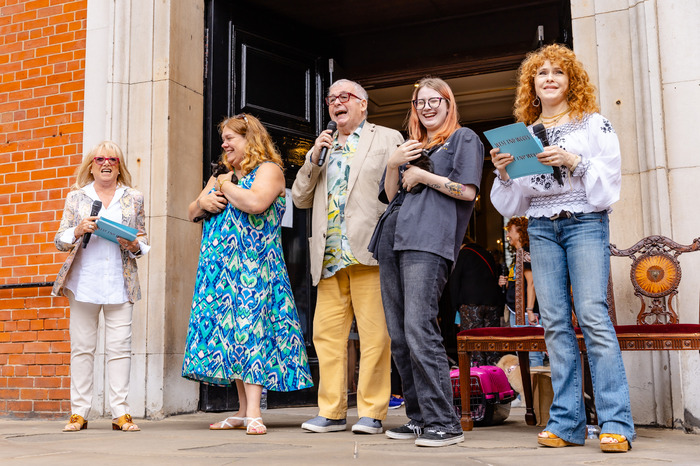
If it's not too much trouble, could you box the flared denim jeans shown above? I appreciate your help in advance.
[377,209,461,433]
[528,211,635,444]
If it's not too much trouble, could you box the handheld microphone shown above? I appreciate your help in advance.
[317,120,337,167]
[499,263,508,292]
[532,123,563,186]
[82,200,103,248]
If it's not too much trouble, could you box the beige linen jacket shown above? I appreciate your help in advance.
[292,121,403,286]
[52,187,149,303]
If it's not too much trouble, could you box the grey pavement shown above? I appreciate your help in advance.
[1,405,698,465]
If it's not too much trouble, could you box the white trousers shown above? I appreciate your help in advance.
[66,290,133,419]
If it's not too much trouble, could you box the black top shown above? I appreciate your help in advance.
[448,242,503,307]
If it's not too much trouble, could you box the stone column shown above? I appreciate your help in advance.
[571,0,700,431]
[83,0,204,418]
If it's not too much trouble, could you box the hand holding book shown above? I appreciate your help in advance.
[93,217,143,254]
[484,122,552,180]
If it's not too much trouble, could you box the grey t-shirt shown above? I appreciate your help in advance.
[377,127,484,263]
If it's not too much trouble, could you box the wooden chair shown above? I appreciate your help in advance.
[609,235,700,351]
[457,235,700,431]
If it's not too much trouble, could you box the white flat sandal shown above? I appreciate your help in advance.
[209,416,248,430]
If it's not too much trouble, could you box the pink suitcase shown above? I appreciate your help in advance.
[450,366,516,426]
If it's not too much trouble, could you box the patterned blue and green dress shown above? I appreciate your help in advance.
[182,164,313,392]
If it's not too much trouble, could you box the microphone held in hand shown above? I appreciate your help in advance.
[499,263,508,292]
[82,200,103,248]
[317,120,337,167]
[532,123,563,186]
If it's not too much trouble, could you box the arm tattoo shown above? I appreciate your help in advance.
[445,181,466,196]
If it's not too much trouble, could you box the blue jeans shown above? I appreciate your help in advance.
[509,311,545,367]
[528,211,635,444]
[377,210,461,433]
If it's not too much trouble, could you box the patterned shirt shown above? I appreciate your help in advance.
[321,121,364,278]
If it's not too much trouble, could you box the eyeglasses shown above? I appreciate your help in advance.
[234,113,248,123]
[93,156,119,165]
[325,92,362,106]
[412,97,445,110]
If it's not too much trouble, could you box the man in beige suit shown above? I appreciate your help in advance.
[293,79,403,434]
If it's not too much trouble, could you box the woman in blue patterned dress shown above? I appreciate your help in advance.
[183,114,313,435]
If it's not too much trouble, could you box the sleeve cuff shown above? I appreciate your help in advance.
[129,241,151,258]
[571,156,588,177]
[496,171,514,187]
[59,227,78,245]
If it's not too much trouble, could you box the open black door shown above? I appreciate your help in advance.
[200,0,335,410]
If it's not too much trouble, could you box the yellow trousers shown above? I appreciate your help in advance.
[313,264,391,420]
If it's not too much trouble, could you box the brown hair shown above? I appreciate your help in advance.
[505,216,529,250]
[72,141,133,190]
[514,44,599,125]
[407,77,461,149]
[217,114,283,175]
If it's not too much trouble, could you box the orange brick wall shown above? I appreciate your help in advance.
[0,0,87,418]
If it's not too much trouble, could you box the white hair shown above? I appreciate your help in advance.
[328,79,368,116]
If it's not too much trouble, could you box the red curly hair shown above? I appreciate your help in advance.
[514,44,599,125]
[505,216,529,250]
[407,76,461,149]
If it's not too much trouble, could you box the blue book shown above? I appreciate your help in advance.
[94,217,138,243]
[483,122,553,179]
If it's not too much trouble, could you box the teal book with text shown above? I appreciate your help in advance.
[94,217,138,243]
[483,122,553,179]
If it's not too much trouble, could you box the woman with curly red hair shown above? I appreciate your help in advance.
[499,217,544,367]
[501,217,537,326]
[491,45,634,452]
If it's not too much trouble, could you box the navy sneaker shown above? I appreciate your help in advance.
[351,417,383,434]
[301,416,346,433]
[388,394,405,409]
[385,420,423,440]
[415,427,464,447]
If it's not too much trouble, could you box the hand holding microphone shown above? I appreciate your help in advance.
[499,263,508,292]
[82,200,102,248]
[316,121,337,167]
[533,123,563,186]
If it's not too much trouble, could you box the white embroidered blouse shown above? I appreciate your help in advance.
[490,113,621,219]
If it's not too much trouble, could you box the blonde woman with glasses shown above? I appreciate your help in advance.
[53,141,150,432]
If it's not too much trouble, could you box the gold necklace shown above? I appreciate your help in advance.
[538,109,570,128]
[540,107,570,120]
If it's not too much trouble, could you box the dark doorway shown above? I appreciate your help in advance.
[201,0,572,410]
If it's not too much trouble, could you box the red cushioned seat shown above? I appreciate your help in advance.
[458,326,544,338]
[613,324,700,334]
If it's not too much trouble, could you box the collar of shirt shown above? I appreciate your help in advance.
[84,182,126,209]
[331,119,365,151]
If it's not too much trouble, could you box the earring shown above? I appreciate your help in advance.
[532,96,541,107]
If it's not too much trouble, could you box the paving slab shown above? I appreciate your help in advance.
[1,406,698,465]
